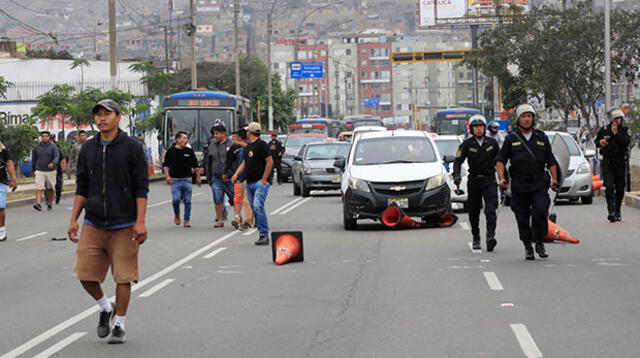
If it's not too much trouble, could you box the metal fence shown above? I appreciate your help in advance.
[5,78,146,101]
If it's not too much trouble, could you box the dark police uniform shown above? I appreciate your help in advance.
[268,138,285,184]
[595,122,630,219]
[496,129,557,251]
[453,136,499,244]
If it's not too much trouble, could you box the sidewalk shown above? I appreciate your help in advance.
[14,178,76,192]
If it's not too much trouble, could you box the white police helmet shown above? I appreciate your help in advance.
[468,114,487,128]
[515,104,536,119]
[608,107,625,121]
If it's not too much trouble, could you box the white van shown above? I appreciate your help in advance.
[333,130,452,230]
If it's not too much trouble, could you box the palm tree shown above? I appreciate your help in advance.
[70,58,91,91]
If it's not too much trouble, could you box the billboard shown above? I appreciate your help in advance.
[419,0,467,27]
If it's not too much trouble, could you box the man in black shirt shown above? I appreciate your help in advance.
[268,132,286,184]
[0,140,18,241]
[497,104,559,260]
[163,131,201,227]
[595,107,631,222]
[232,122,274,245]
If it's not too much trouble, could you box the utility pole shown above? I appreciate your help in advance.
[267,0,278,130]
[163,26,170,73]
[234,0,241,96]
[189,0,197,90]
[604,0,612,113]
[470,24,479,109]
[108,0,117,90]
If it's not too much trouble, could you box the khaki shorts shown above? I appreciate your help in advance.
[74,224,139,284]
[34,170,57,190]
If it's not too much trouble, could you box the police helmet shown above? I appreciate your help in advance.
[468,114,487,128]
[515,104,536,119]
[608,107,625,121]
[488,121,500,129]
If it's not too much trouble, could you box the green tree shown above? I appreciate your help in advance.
[0,76,12,99]
[144,72,177,98]
[31,84,75,141]
[468,1,640,131]
[0,123,39,163]
[70,58,91,91]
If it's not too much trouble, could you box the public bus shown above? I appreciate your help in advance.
[433,108,481,136]
[162,91,251,153]
[343,115,384,130]
[294,118,342,138]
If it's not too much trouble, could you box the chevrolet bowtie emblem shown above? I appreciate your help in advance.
[389,186,406,191]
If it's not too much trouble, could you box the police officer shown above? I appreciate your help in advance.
[268,132,285,184]
[454,114,499,251]
[496,104,559,260]
[487,121,505,148]
[595,107,631,222]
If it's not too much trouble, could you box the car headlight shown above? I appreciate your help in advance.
[576,162,591,174]
[425,172,447,191]
[348,177,370,192]
[304,168,325,175]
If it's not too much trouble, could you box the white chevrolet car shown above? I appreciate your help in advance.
[334,130,452,230]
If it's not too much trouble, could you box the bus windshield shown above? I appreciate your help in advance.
[165,109,234,152]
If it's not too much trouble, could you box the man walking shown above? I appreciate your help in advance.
[232,122,273,245]
[453,114,499,252]
[496,104,559,260]
[268,132,285,184]
[68,130,88,175]
[51,134,67,205]
[31,131,59,211]
[595,107,631,222]
[204,124,234,228]
[0,140,18,241]
[163,131,200,227]
[68,99,149,344]
[227,129,255,230]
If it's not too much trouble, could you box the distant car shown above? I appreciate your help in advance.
[335,130,451,230]
[433,135,469,211]
[281,133,327,182]
[546,131,595,204]
[291,142,350,197]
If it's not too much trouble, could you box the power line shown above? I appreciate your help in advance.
[0,8,57,43]
[6,0,47,15]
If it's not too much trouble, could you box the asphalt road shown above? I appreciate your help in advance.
[1,182,639,358]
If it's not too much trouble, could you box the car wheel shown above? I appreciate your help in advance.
[581,193,593,204]
[343,205,357,230]
[301,180,310,197]
[293,179,300,195]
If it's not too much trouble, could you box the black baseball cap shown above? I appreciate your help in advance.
[92,99,121,114]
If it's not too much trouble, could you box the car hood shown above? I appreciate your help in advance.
[285,147,302,155]
[568,155,587,169]
[349,162,443,182]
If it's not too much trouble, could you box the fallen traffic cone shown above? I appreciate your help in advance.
[381,205,459,229]
[592,175,601,181]
[271,231,304,265]
[544,220,579,244]
[592,180,603,191]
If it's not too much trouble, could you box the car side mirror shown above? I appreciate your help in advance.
[443,154,456,163]
[584,149,596,158]
[333,158,346,170]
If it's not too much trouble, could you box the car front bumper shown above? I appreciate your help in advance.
[558,172,592,198]
[302,173,342,191]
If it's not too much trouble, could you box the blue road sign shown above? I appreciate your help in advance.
[290,62,324,79]
[363,97,380,107]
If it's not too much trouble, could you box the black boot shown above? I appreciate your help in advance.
[535,241,548,258]
[472,237,481,250]
[607,212,617,223]
[486,237,497,252]
[615,208,622,222]
[524,242,534,260]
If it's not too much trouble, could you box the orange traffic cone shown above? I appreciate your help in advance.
[148,154,154,177]
[592,175,601,181]
[545,220,579,244]
[592,180,603,191]
[381,205,402,228]
[272,232,304,265]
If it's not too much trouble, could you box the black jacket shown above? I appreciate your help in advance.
[453,136,499,180]
[76,130,149,228]
[595,122,631,164]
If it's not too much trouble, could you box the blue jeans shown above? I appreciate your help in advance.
[171,180,193,221]
[211,177,235,205]
[246,181,270,237]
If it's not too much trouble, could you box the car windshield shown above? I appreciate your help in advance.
[561,135,582,156]
[353,137,437,165]
[305,144,350,160]
[285,135,326,147]
[434,139,460,158]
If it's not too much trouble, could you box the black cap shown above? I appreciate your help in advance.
[92,99,121,114]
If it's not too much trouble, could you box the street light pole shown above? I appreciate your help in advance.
[267,0,278,131]
[108,0,117,90]
[604,0,612,114]
[189,0,197,90]
[234,0,241,96]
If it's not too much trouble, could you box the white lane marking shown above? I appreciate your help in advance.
[270,197,303,215]
[147,193,203,208]
[31,332,86,358]
[138,279,175,298]
[460,222,470,230]
[483,271,504,291]
[501,303,515,308]
[279,197,312,215]
[468,241,482,254]
[17,232,48,242]
[203,247,227,259]
[511,324,543,358]
[243,228,257,236]
[0,230,239,358]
